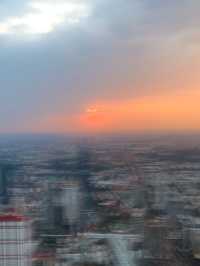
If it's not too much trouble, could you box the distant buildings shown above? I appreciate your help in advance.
[0,213,32,266]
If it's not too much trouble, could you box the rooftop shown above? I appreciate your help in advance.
[0,214,28,222]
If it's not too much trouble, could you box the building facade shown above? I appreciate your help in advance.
[0,214,32,266]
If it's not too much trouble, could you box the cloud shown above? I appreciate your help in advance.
[0,0,91,34]
[0,0,200,133]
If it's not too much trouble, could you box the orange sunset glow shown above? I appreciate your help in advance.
[78,91,200,133]
[28,90,200,134]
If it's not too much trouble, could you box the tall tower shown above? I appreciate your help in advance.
[0,213,32,266]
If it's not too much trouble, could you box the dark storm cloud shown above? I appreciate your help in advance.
[0,0,199,132]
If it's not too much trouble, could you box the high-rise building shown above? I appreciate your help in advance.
[62,180,81,233]
[0,213,32,266]
[0,165,9,205]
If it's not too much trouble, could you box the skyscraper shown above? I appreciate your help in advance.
[62,180,81,234]
[0,213,32,266]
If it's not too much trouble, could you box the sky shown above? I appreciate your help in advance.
[0,0,200,134]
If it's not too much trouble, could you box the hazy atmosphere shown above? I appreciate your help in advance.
[1,0,200,133]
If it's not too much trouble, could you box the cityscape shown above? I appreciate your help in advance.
[0,134,200,266]
[1,0,200,265]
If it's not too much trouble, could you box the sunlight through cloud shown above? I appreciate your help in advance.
[0,0,91,35]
